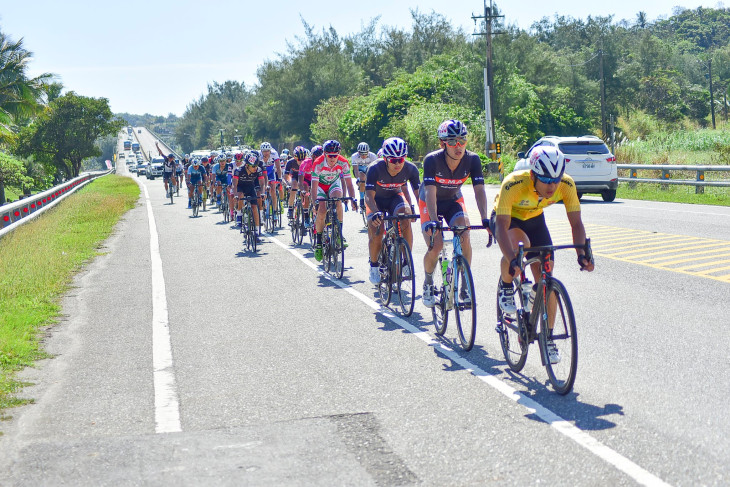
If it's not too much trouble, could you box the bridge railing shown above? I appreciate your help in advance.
[0,169,112,237]
[617,164,730,194]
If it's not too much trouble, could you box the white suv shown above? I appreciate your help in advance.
[514,135,618,202]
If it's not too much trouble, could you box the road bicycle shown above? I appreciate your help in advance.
[289,190,306,245]
[320,197,353,279]
[220,187,230,223]
[263,192,275,233]
[307,198,316,249]
[167,180,176,204]
[191,184,203,217]
[375,212,420,317]
[495,240,592,395]
[429,219,491,352]
[240,196,258,253]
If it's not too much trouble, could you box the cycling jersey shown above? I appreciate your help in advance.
[312,154,350,186]
[262,149,280,180]
[284,157,300,178]
[233,165,261,187]
[419,149,484,201]
[494,169,581,221]
[163,159,175,173]
[351,151,377,175]
[365,159,420,199]
[187,165,206,184]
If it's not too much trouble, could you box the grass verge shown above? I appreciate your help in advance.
[0,174,139,415]
[617,184,730,206]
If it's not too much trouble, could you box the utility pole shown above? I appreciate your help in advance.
[709,57,716,129]
[599,48,607,138]
[472,0,503,161]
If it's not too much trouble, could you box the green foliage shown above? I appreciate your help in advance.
[14,92,123,178]
[0,151,33,203]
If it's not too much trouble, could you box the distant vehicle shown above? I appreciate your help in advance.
[132,142,140,152]
[123,140,131,151]
[136,163,147,176]
[138,129,142,134]
[127,126,132,135]
[119,153,125,159]
[513,135,618,202]
[146,157,165,179]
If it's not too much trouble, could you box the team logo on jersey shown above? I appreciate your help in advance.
[435,176,468,185]
[378,182,404,189]
[504,179,524,191]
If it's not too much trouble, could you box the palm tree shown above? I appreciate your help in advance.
[0,30,54,143]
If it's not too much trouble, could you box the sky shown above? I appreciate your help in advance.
[1,0,723,117]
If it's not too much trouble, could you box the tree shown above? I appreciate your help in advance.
[0,30,53,144]
[15,92,123,178]
[0,151,32,205]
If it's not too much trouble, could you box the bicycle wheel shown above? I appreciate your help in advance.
[323,224,332,273]
[453,255,476,351]
[202,189,207,211]
[432,278,449,336]
[264,196,273,233]
[192,194,199,217]
[394,238,415,317]
[538,279,578,395]
[169,185,174,204]
[377,244,392,306]
[296,204,305,245]
[497,280,528,372]
[332,222,344,279]
[249,227,257,253]
[290,203,299,244]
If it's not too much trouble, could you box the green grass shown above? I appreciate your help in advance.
[0,175,139,414]
[617,183,730,206]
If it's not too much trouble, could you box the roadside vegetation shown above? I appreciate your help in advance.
[0,175,139,416]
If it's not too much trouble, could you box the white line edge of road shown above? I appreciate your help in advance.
[264,232,673,487]
[142,183,182,434]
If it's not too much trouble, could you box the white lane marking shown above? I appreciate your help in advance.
[264,233,672,487]
[142,183,182,434]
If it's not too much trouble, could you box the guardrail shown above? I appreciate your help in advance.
[618,164,730,194]
[0,169,112,237]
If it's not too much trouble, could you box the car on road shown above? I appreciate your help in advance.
[146,158,164,179]
[135,163,147,176]
[513,135,619,201]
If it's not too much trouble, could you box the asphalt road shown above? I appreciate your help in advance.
[1,134,729,486]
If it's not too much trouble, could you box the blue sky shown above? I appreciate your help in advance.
[0,0,719,116]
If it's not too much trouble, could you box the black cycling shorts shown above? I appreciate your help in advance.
[507,212,552,260]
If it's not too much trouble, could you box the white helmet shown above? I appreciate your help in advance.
[381,137,408,158]
[530,146,565,179]
[260,142,273,151]
[357,142,370,153]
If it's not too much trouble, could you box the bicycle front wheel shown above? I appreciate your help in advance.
[192,197,199,217]
[394,238,415,317]
[453,255,476,351]
[169,186,174,204]
[296,204,305,245]
[538,279,578,395]
[291,204,299,244]
[377,245,392,306]
[331,221,344,279]
[497,280,528,372]
[432,280,448,336]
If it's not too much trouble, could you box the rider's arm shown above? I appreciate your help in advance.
[474,184,490,223]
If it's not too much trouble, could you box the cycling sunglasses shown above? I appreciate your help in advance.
[444,136,467,147]
[325,153,339,158]
[535,174,562,185]
[386,157,405,164]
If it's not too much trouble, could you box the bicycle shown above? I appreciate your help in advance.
[428,219,491,352]
[263,192,275,233]
[191,184,203,217]
[202,184,208,212]
[495,239,592,395]
[289,190,306,245]
[374,212,420,317]
[320,197,353,279]
[220,187,230,223]
[240,196,258,253]
[167,180,176,204]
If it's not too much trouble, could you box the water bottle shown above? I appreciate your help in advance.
[521,280,534,313]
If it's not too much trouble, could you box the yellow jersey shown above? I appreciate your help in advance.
[494,170,581,221]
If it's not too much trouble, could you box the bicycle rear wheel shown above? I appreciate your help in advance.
[377,244,392,305]
[538,279,578,395]
[394,238,415,317]
[296,204,305,245]
[453,255,476,351]
[169,185,174,204]
[264,196,274,233]
[497,280,528,372]
[291,203,299,244]
[432,280,448,336]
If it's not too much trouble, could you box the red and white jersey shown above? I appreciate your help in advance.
[312,154,351,186]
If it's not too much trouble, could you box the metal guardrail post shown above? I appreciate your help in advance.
[629,168,638,189]
[696,170,705,194]
[661,169,670,190]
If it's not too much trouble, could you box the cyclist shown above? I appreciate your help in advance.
[232,150,263,238]
[298,145,322,228]
[163,153,176,195]
[260,142,283,216]
[311,139,358,262]
[351,142,378,209]
[285,146,307,220]
[365,137,420,284]
[420,119,490,307]
[211,154,230,206]
[492,146,593,319]
[186,158,207,209]
[177,155,188,188]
